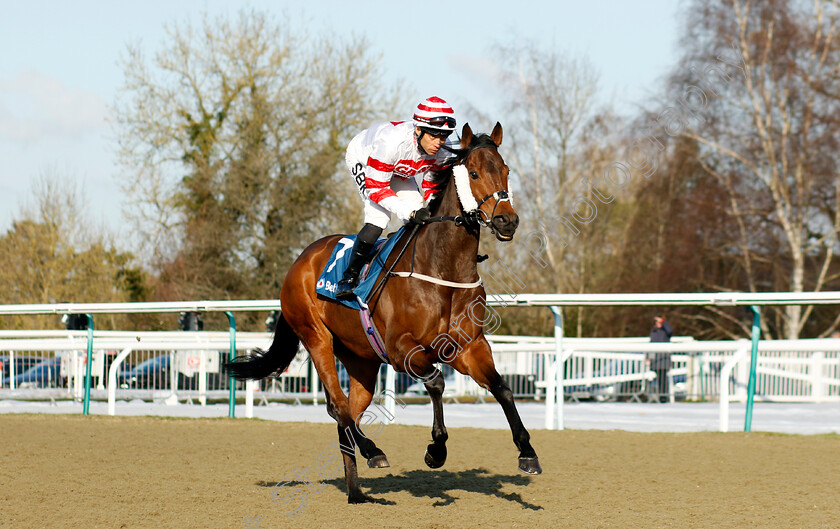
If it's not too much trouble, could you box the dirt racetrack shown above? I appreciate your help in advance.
[2,414,838,528]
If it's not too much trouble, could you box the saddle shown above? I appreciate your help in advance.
[315,227,411,363]
[315,226,408,310]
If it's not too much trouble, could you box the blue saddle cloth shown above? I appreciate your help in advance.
[315,226,408,310]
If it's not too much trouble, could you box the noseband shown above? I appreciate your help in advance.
[474,189,511,228]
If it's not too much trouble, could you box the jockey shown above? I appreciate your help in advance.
[335,96,457,301]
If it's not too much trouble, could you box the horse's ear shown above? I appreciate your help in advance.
[461,123,473,147]
[491,122,503,147]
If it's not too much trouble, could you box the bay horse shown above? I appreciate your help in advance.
[226,122,541,504]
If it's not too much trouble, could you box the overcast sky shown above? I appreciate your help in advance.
[0,0,682,240]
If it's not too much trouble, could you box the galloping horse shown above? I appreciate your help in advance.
[226,122,541,504]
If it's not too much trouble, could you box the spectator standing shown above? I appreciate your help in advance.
[649,314,674,401]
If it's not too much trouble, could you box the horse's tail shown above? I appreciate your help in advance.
[224,312,301,380]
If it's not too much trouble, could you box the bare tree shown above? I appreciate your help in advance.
[483,42,639,336]
[666,0,840,338]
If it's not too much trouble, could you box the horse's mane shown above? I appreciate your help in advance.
[427,133,498,214]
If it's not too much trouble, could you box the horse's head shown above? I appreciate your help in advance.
[456,122,519,241]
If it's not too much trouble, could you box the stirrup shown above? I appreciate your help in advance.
[335,277,358,300]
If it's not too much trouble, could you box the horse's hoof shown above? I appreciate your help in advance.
[424,445,447,469]
[367,454,390,468]
[347,491,378,504]
[518,456,542,475]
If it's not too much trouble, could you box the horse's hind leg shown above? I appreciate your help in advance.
[422,368,448,468]
[293,329,379,504]
[452,339,542,475]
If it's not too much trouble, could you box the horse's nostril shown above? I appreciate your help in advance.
[493,214,519,228]
[492,214,518,238]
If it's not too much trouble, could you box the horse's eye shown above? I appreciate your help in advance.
[469,171,479,179]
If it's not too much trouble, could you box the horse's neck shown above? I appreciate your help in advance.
[416,175,480,281]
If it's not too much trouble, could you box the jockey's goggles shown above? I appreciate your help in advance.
[426,116,456,128]
[420,127,453,139]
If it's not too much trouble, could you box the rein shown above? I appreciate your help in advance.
[366,213,483,307]
[366,224,422,305]
[424,212,481,227]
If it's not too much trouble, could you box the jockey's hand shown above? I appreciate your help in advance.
[409,207,431,225]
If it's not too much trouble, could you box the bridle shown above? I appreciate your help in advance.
[472,189,511,230]
[365,143,511,304]
[424,190,510,235]
[426,143,512,237]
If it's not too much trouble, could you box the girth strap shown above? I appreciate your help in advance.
[390,271,482,288]
[357,298,389,363]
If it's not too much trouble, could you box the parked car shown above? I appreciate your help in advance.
[336,363,414,395]
[403,374,462,398]
[4,357,64,389]
[402,365,459,397]
[569,359,686,402]
[119,354,178,389]
[0,355,44,387]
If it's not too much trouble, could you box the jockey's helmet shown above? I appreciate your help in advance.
[413,96,456,137]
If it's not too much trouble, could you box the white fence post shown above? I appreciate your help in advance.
[169,351,177,399]
[719,344,750,432]
[736,356,749,402]
[549,307,564,431]
[310,359,319,406]
[544,359,556,430]
[108,348,133,415]
[8,350,15,390]
[72,350,83,399]
[198,350,207,406]
[687,352,697,399]
[384,366,396,423]
[811,351,826,403]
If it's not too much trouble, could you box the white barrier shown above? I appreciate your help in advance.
[2,330,840,432]
[477,338,840,432]
[5,293,840,430]
[0,331,275,415]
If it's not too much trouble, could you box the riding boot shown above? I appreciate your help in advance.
[335,238,376,301]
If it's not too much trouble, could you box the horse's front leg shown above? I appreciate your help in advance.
[452,339,542,475]
[422,368,448,468]
[488,375,542,474]
[396,338,448,469]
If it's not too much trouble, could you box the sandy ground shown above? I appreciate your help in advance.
[2,414,839,529]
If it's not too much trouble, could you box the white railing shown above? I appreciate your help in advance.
[480,338,840,431]
[0,330,316,419]
[4,293,840,432]
[396,337,839,431]
[3,331,839,431]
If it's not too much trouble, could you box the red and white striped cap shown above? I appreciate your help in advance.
[413,96,456,132]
